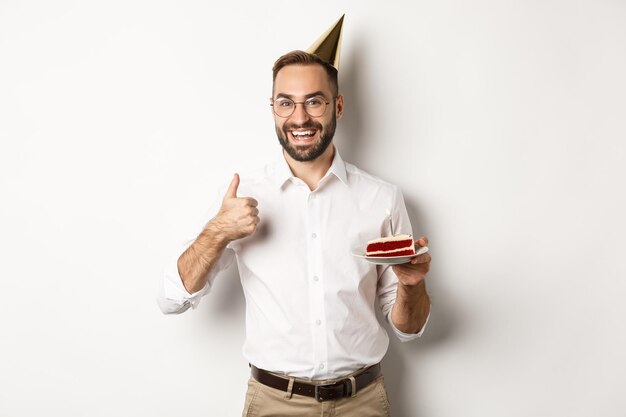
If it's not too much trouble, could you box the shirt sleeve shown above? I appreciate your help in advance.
[377,265,430,342]
[156,240,235,314]
[156,185,236,315]
[376,185,430,341]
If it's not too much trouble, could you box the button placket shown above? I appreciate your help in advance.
[307,191,328,377]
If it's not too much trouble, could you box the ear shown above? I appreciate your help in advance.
[335,94,344,119]
[269,97,275,116]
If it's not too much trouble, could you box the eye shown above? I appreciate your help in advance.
[277,99,294,108]
[305,97,324,107]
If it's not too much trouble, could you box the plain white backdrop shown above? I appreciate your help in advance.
[1,1,625,416]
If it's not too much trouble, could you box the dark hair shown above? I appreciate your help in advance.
[272,50,339,96]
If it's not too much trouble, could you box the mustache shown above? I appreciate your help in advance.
[283,121,323,131]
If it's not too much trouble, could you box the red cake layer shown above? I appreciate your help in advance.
[367,249,416,257]
[366,239,413,252]
[365,234,416,257]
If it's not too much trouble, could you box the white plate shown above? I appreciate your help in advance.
[352,246,429,265]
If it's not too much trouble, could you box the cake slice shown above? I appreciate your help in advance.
[365,234,416,257]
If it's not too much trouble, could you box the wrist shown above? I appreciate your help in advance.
[203,219,231,247]
[398,279,427,296]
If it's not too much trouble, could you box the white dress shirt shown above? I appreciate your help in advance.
[158,150,427,379]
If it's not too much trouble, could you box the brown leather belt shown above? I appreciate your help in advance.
[250,363,381,402]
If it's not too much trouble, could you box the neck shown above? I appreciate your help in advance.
[283,144,335,191]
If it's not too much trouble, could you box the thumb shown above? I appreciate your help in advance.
[224,173,240,199]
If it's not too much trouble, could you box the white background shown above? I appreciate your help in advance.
[1,1,625,416]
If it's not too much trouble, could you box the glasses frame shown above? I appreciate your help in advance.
[270,95,336,118]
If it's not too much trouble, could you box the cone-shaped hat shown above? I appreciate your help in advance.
[306,14,345,71]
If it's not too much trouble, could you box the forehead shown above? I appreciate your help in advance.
[274,64,332,97]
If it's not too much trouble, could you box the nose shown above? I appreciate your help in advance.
[289,102,311,124]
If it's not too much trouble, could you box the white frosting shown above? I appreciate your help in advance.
[366,234,413,245]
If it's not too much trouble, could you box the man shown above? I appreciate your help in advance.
[158,16,431,417]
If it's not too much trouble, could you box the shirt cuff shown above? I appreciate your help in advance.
[387,307,430,342]
[157,251,213,314]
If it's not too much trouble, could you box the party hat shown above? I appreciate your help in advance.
[306,14,345,70]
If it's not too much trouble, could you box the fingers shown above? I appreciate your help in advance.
[410,252,431,265]
[393,236,432,285]
[415,235,429,247]
[244,197,258,207]
[224,173,240,200]
[233,200,259,224]
[391,264,427,286]
[223,175,257,206]
[215,174,262,241]
[396,256,430,276]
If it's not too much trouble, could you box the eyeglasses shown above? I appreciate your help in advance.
[271,96,333,118]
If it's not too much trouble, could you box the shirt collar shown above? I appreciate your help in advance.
[326,149,348,186]
[272,148,349,189]
[272,151,295,189]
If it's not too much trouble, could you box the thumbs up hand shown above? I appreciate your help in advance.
[211,174,260,242]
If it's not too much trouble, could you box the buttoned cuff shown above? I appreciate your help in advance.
[387,308,430,342]
[157,254,211,314]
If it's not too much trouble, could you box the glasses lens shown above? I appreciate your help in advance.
[304,97,326,117]
[273,98,294,117]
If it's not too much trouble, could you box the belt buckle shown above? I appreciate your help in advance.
[314,382,345,402]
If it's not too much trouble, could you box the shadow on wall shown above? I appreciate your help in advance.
[404,197,458,346]
[191,263,246,333]
[335,31,367,167]
[206,264,245,317]
[383,197,460,417]
[340,32,460,417]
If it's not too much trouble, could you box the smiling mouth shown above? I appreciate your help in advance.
[289,129,318,144]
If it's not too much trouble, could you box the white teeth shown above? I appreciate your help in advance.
[292,130,315,137]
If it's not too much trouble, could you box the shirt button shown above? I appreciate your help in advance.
[311,233,317,239]
[319,363,325,370]
[316,319,321,326]
[313,276,319,282]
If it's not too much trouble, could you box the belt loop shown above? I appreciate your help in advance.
[349,376,357,397]
[284,377,295,399]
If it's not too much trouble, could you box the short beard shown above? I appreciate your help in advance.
[275,114,336,162]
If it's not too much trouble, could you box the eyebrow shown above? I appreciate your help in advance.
[275,91,328,100]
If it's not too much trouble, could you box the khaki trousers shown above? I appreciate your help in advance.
[242,374,391,417]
